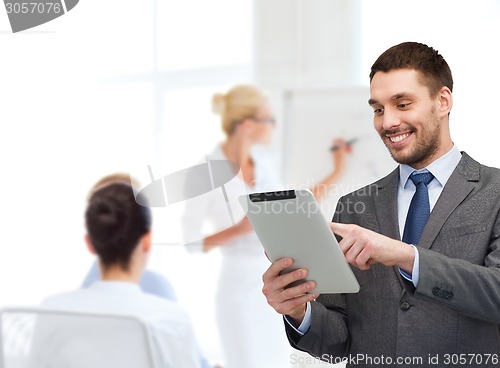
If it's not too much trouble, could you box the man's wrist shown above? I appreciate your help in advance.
[398,242,416,274]
[398,245,420,287]
[284,302,312,336]
[289,306,307,327]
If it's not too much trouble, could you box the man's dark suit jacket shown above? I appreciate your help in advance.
[286,153,500,367]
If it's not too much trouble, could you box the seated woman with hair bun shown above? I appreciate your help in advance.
[81,173,178,300]
[41,182,202,368]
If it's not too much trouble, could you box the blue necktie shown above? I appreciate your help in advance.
[402,172,435,245]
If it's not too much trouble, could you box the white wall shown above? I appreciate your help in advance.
[2,1,500,367]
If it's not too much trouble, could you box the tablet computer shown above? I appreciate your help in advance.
[239,189,359,294]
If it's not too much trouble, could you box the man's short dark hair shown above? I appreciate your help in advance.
[369,42,453,96]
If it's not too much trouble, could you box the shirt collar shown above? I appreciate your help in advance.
[90,280,143,294]
[399,144,462,189]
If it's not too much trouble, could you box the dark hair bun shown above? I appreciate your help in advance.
[87,197,126,243]
[85,183,151,270]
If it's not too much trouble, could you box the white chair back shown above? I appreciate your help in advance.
[0,308,156,368]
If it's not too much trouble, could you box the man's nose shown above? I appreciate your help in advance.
[382,108,401,131]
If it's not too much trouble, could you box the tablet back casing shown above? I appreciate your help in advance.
[239,189,359,294]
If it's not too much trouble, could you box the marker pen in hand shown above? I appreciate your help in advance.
[329,138,358,152]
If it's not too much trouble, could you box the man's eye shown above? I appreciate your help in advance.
[373,108,384,115]
[397,103,411,109]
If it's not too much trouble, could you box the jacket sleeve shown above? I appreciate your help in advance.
[414,170,500,324]
[415,215,500,324]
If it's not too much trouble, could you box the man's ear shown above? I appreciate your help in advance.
[141,231,152,254]
[84,234,97,255]
[437,86,453,118]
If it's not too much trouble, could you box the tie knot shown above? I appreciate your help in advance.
[409,171,434,187]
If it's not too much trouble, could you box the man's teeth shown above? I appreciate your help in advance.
[389,133,410,143]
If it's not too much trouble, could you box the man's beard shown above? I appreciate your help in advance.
[381,119,441,167]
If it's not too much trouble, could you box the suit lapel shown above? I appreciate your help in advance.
[418,152,479,250]
[370,152,479,287]
[372,168,408,286]
[373,167,401,241]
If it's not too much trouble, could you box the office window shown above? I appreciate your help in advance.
[157,0,253,71]
[1,4,253,360]
[68,0,156,77]
[159,86,228,173]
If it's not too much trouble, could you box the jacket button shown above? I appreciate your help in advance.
[432,287,454,300]
[432,287,441,296]
[400,301,410,311]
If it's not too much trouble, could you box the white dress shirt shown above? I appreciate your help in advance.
[41,281,201,368]
[397,144,462,284]
[288,144,462,335]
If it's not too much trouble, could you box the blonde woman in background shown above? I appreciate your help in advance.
[182,85,351,368]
